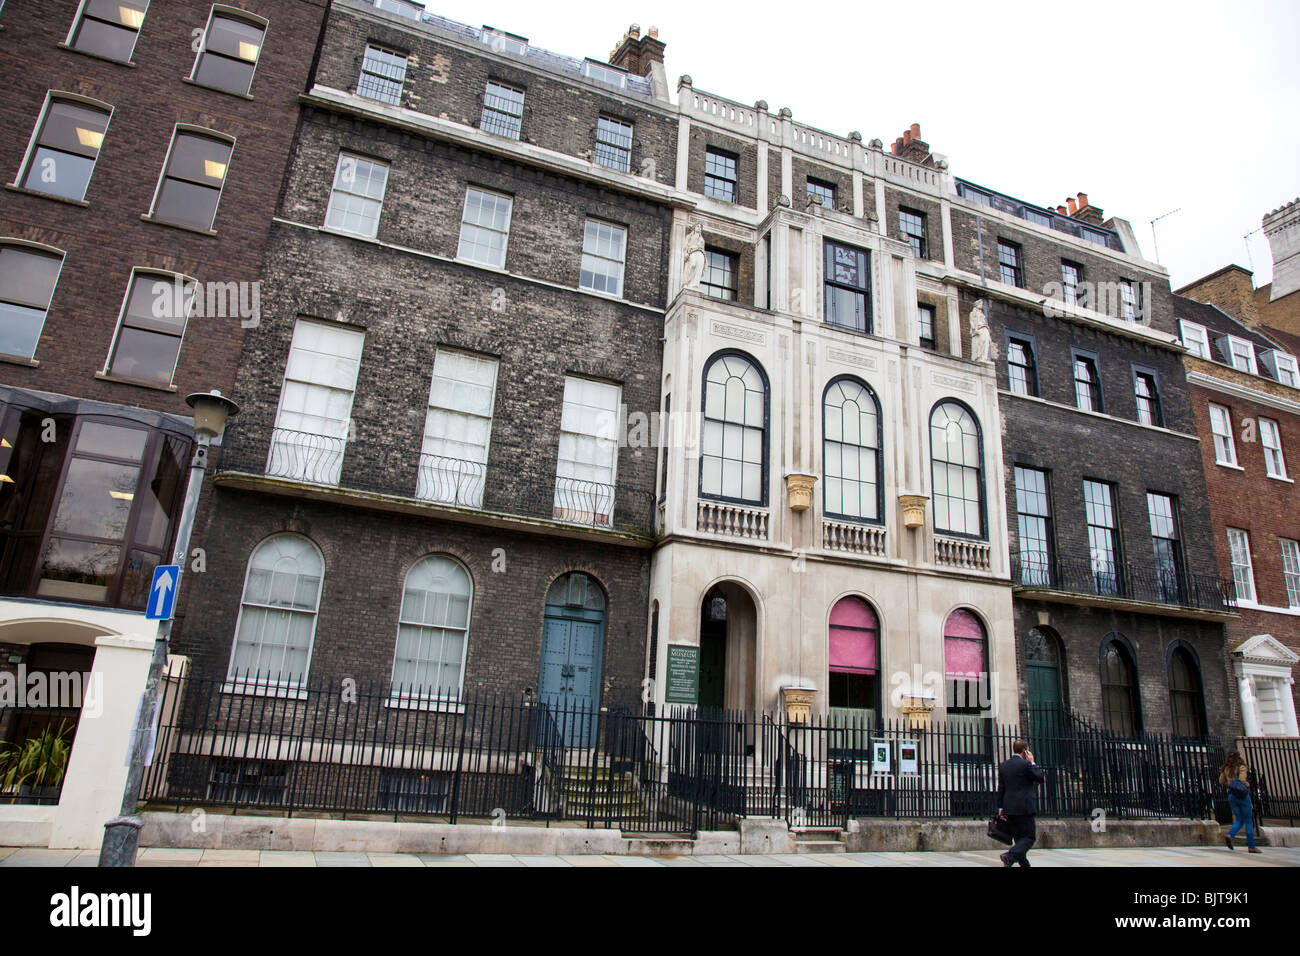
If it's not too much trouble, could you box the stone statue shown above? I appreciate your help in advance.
[969,299,992,363]
[682,220,706,291]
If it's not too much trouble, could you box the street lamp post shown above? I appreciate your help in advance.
[99,390,239,867]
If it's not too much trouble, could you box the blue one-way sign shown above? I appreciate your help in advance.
[146,565,181,621]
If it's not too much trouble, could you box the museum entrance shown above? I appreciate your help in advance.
[697,582,757,713]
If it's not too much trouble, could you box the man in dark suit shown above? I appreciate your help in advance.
[997,739,1045,867]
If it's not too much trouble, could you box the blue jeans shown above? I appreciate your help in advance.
[1227,792,1255,849]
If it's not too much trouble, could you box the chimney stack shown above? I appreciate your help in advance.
[893,123,933,166]
[609,22,666,77]
[1067,191,1105,225]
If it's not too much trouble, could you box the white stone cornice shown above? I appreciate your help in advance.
[302,86,698,210]
[945,268,1184,350]
[1185,370,1300,415]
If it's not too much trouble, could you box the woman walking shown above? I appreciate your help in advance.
[1219,751,1261,853]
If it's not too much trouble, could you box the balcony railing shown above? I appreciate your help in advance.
[265,427,347,487]
[552,476,615,527]
[1011,551,1236,612]
[934,536,992,572]
[416,454,486,509]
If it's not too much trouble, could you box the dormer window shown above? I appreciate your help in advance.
[1178,320,1210,359]
[1260,348,1299,387]
[482,27,527,55]
[583,60,628,88]
[1223,335,1258,374]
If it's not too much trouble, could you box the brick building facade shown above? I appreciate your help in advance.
[0,0,329,846]
[950,181,1236,738]
[175,2,683,718]
[1168,293,1300,736]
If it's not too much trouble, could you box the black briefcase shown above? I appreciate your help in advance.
[987,813,1013,845]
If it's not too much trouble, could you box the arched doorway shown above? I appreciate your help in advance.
[697,582,757,713]
[539,572,606,745]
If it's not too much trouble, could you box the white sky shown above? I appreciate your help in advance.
[408,0,1299,289]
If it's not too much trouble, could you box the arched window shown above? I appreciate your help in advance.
[1100,635,1142,737]
[1168,645,1206,739]
[944,609,988,716]
[390,555,473,700]
[229,534,324,687]
[828,596,880,724]
[823,378,882,522]
[700,351,767,504]
[930,401,984,537]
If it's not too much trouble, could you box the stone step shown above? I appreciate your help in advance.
[795,839,846,854]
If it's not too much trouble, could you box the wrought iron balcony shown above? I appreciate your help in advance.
[552,475,615,527]
[1011,550,1236,613]
[265,427,347,487]
[416,453,486,509]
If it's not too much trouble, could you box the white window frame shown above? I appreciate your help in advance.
[66,0,150,63]
[323,152,389,239]
[1178,320,1210,359]
[389,555,474,705]
[147,124,236,232]
[189,5,269,97]
[1260,417,1288,479]
[579,219,626,298]
[554,376,621,526]
[455,186,513,269]
[480,80,524,139]
[1226,527,1256,603]
[268,319,365,487]
[102,268,197,388]
[1227,335,1258,374]
[1273,351,1299,387]
[594,115,633,173]
[1209,403,1237,467]
[15,91,114,202]
[226,533,324,692]
[582,60,628,88]
[0,239,66,361]
[1281,538,1300,608]
[357,44,408,105]
[417,349,498,508]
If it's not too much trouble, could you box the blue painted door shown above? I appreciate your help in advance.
[539,611,604,746]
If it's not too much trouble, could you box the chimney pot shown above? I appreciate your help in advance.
[1067,198,1078,215]
[903,129,912,144]
[648,26,659,38]
[1078,192,1088,208]
[1057,205,1068,215]
[910,123,921,138]
[629,23,640,38]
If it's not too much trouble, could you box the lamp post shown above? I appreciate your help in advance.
[99,390,239,867]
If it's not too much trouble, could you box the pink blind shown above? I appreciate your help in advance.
[944,609,986,677]
[829,596,878,674]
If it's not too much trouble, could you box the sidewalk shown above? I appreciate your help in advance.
[3,845,1298,867]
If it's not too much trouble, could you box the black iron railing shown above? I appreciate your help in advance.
[552,476,616,527]
[1238,736,1300,826]
[265,427,347,486]
[218,420,656,535]
[1012,551,1235,611]
[416,453,486,509]
[137,673,1273,835]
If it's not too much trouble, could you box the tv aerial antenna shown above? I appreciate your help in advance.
[1149,208,1181,264]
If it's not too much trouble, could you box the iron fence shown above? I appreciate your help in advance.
[139,674,1265,835]
[1011,551,1235,611]
[1237,735,1300,825]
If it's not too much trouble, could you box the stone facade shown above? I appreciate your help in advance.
[651,83,1016,723]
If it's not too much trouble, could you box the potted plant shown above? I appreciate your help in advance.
[0,720,74,803]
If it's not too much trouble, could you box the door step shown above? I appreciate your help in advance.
[792,827,846,853]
